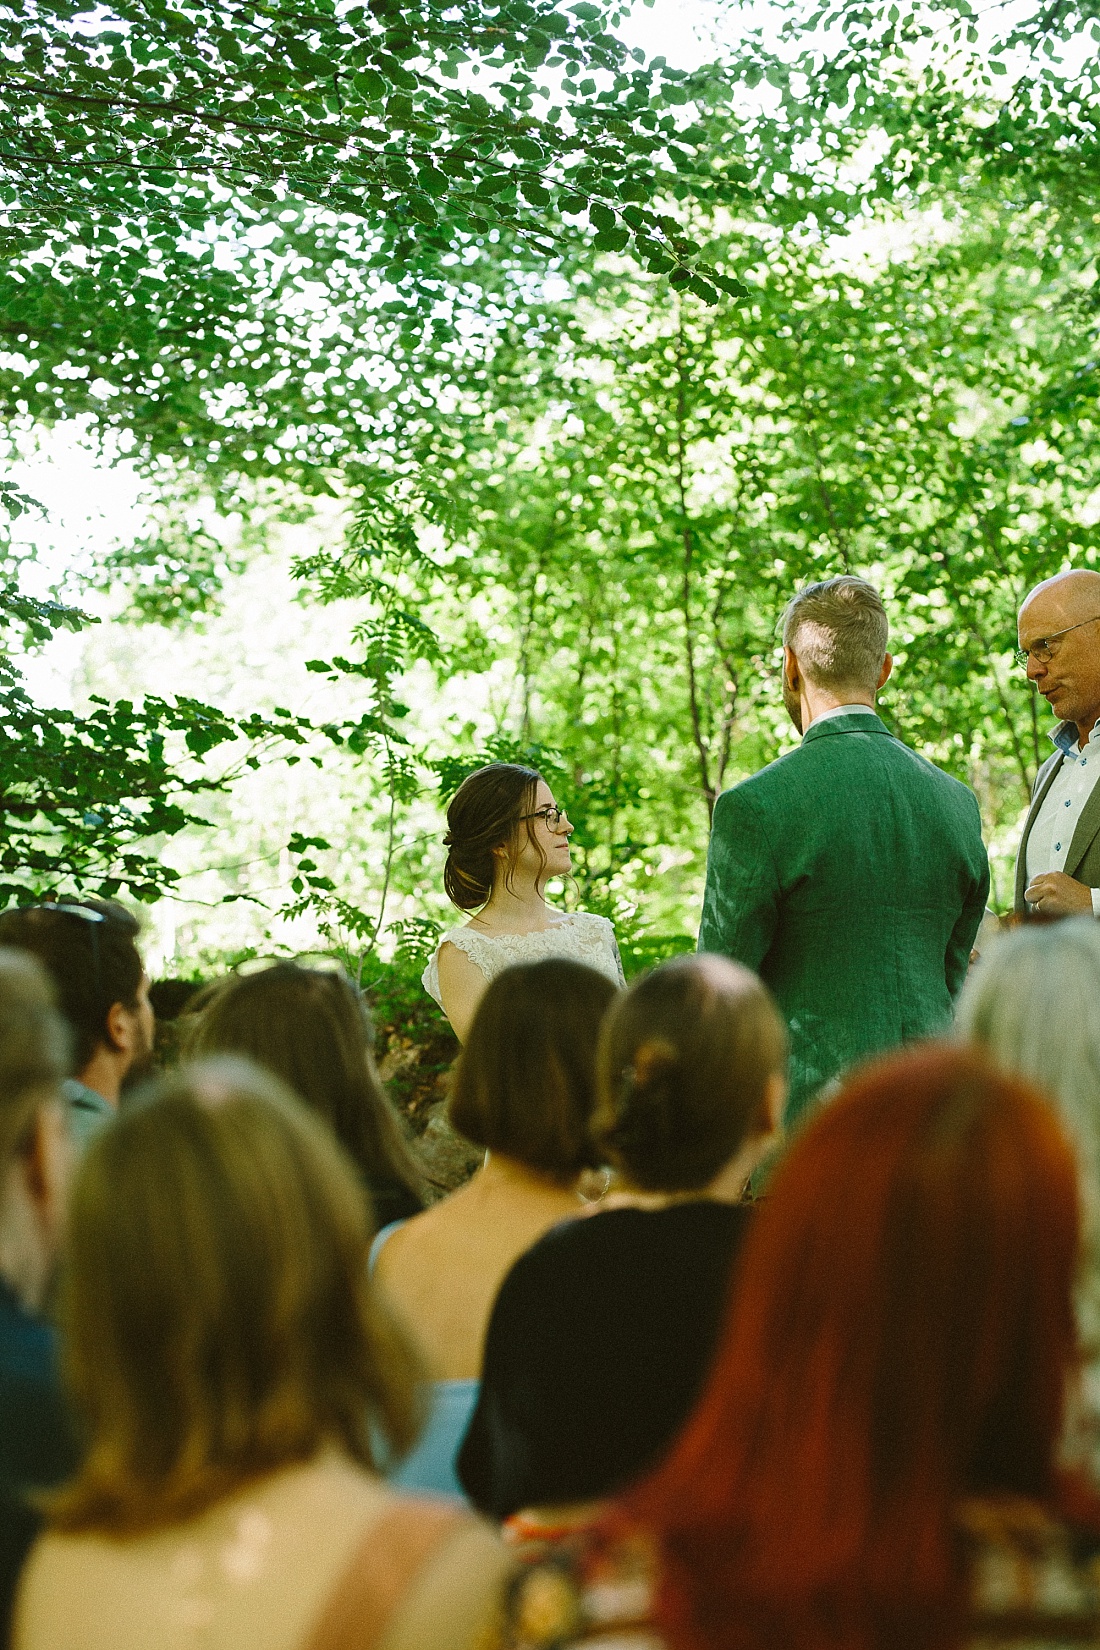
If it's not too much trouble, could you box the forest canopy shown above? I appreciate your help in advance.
[2,0,1099,964]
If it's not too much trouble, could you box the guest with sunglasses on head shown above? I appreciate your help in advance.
[1016,570,1100,917]
[0,901,154,1152]
[423,764,623,1042]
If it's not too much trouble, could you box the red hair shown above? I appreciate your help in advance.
[627,1044,1084,1650]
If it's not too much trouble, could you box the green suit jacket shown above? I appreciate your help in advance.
[699,712,990,1124]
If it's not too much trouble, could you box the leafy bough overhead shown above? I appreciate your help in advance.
[708,0,1100,231]
[0,0,748,301]
[0,488,411,908]
[0,657,412,908]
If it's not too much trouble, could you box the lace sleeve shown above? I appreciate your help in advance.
[593,916,626,986]
[421,929,495,1008]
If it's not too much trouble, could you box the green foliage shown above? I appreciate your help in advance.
[5,0,1100,938]
[0,0,746,369]
[716,0,1100,233]
[0,683,324,906]
[287,188,1100,921]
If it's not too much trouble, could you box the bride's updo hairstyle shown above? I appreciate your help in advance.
[595,954,786,1192]
[443,762,543,911]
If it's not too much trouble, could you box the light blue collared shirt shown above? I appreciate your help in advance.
[62,1078,116,1155]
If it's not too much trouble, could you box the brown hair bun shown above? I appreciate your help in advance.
[595,954,787,1192]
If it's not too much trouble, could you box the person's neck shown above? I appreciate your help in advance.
[802,686,875,731]
[613,1132,776,1210]
[474,876,557,934]
[76,1049,123,1108]
[1077,716,1099,751]
[477,1151,577,1200]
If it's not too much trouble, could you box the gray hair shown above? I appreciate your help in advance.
[956,919,1100,1352]
[781,576,889,694]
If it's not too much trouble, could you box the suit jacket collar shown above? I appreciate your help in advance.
[800,711,892,746]
[1014,750,1065,911]
[1066,763,1100,879]
[1014,724,1100,908]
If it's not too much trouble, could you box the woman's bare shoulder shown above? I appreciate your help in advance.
[380,1518,512,1650]
[437,935,488,973]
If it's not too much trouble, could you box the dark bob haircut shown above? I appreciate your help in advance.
[448,957,618,1179]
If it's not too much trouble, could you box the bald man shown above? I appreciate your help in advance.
[1015,569,1100,917]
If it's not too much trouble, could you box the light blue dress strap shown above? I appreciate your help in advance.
[369,1219,406,1275]
[387,1379,480,1500]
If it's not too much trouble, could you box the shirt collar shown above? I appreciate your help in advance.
[1051,721,1100,756]
[808,703,879,730]
[61,1077,113,1114]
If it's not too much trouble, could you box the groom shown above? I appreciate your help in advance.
[699,576,989,1125]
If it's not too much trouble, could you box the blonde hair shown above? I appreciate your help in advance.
[956,918,1100,1351]
[781,576,888,694]
[0,947,68,1165]
[51,1057,422,1533]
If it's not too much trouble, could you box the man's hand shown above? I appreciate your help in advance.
[1024,871,1095,917]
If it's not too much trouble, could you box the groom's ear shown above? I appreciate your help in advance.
[783,646,801,691]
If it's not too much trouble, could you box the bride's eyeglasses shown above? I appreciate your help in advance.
[521,804,568,830]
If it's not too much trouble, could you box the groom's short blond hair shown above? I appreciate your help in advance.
[782,576,889,694]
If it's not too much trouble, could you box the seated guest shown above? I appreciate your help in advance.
[372,958,618,1497]
[183,961,424,1227]
[957,918,1100,1477]
[458,953,785,1521]
[13,1059,507,1650]
[0,901,154,1152]
[494,1046,1100,1649]
[0,951,78,1647]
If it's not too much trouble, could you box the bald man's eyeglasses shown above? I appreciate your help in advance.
[1014,616,1100,669]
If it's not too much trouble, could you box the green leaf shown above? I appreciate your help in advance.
[418,165,449,196]
[354,68,389,99]
[687,275,719,302]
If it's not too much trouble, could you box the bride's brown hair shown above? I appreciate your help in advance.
[443,762,545,911]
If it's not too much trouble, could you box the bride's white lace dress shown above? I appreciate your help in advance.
[422,912,625,1007]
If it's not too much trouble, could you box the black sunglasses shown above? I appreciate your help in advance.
[13,902,107,1006]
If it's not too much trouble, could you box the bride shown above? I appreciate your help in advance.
[423,762,624,1040]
